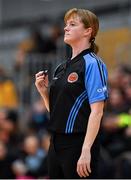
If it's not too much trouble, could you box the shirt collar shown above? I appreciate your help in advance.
[67,48,92,64]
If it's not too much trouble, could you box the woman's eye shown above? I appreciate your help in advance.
[64,22,76,27]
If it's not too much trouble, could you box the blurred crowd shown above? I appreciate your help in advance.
[100,64,131,178]
[0,26,59,179]
[0,25,130,179]
[0,98,50,179]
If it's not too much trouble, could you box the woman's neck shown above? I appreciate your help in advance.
[71,42,91,59]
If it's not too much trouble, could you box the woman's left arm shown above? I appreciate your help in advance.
[77,101,104,178]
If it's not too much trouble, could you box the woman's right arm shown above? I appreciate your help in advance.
[35,71,50,112]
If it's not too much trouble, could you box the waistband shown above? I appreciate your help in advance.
[50,132,85,148]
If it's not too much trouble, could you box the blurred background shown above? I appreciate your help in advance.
[0,0,130,179]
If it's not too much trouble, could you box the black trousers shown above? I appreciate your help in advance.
[47,133,99,179]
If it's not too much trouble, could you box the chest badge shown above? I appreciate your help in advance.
[67,72,78,83]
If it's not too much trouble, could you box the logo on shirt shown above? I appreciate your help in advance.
[97,86,107,93]
[67,72,78,83]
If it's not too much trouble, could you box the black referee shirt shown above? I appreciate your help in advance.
[49,48,108,134]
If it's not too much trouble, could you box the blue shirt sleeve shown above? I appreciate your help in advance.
[84,56,108,104]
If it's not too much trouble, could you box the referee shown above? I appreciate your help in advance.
[35,8,108,179]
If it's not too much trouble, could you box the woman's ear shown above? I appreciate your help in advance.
[84,27,92,37]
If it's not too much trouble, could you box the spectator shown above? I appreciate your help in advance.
[19,135,46,178]
[0,66,18,109]
[28,97,49,134]
[0,141,15,178]
[12,159,33,180]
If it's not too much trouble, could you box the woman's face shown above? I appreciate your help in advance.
[64,15,88,46]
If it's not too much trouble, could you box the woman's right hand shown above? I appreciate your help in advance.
[35,71,49,96]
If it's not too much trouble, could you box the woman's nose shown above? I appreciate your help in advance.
[64,25,69,32]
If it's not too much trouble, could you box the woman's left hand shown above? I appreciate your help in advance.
[77,149,91,177]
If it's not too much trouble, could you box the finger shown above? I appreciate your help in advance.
[35,79,44,85]
[35,81,43,88]
[80,164,87,177]
[36,75,45,81]
[35,78,45,85]
[35,79,48,89]
[83,164,89,177]
[35,71,44,78]
[78,164,86,178]
[87,163,91,174]
[44,74,48,81]
[45,74,48,79]
[44,75,49,83]
[77,164,83,177]
[35,78,44,84]
[80,164,89,177]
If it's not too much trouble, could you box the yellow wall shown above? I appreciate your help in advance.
[96,28,131,70]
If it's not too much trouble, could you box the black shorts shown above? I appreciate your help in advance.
[47,133,99,179]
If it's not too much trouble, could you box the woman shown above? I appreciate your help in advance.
[35,8,108,179]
